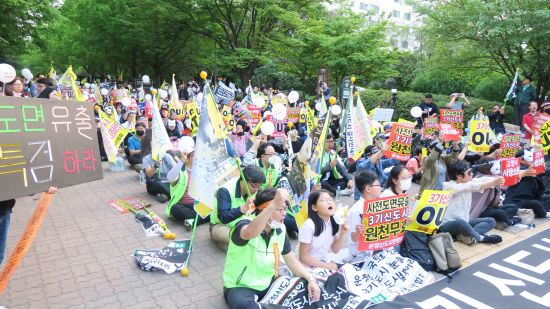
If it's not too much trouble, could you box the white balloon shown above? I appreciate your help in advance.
[315,102,322,111]
[331,104,342,115]
[142,75,150,84]
[252,95,265,108]
[21,68,31,77]
[261,121,275,136]
[84,82,91,89]
[288,91,299,103]
[178,136,195,153]
[410,106,423,118]
[90,84,96,89]
[100,88,109,96]
[272,103,287,121]
[0,63,16,83]
[145,94,152,102]
[159,89,168,99]
[121,97,131,107]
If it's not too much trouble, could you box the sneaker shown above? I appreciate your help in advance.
[481,234,502,244]
[184,219,194,231]
[155,193,169,203]
[546,212,550,219]
[457,234,476,245]
[495,221,508,231]
[340,188,354,196]
[511,216,522,225]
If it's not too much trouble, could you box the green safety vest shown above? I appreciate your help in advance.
[257,160,279,189]
[322,151,342,179]
[210,177,248,227]
[223,219,287,291]
[165,170,189,216]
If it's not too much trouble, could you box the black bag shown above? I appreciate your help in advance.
[400,231,435,271]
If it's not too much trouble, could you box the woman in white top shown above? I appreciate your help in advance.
[298,190,349,270]
[381,165,412,197]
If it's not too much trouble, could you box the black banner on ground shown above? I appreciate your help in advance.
[375,228,550,308]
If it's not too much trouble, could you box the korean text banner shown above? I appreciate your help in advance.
[468,120,490,153]
[385,123,413,161]
[406,190,451,234]
[0,97,103,200]
[422,116,439,138]
[440,109,464,130]
[499,134,521,158]
[359,195,409,251]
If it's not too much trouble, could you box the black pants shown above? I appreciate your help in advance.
[480,205,518,225]
[514,104,529,127]
[170,203,209,224]
[146,180,170,197]
[284,214,298,239]
[412,172,422,183]
[224,287,268,309]
[128,154,142,165]
[513,200,547,218]
[321,178,348,195]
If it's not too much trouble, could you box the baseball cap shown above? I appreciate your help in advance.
[167,119,176,127]
[425,93,433,99]
[178,136,195,154]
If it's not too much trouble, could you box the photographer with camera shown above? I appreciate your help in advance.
[446,93,471,111]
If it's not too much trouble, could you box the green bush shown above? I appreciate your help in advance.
[359,89,512,124]
[473,73,509,102]
[410,69,471,95]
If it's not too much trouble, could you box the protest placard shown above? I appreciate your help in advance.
[213,81,235,102]
[108,197,151,213]
[286,107,300,123]
[0,97,103,201]
[501,157,520,186]
[248,104,261,129]
[440,109,464,130]
[406,190,451,234]
[539,119,550,152]
[468,120,491,153]
[186,100,199,136]
[385,123,413,161]
[439,123,462,141]
[168,100,188,120]
[299,107,307,124]
[221,104,234,131]
[532,149,545,175]
[532,114,550,146]
[272,120,285,138]
[499,134,521,158]
[359,195,409,251]
[372,108,394,122]
[422,116,439,138]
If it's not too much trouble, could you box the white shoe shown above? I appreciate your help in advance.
[340,188,354,196]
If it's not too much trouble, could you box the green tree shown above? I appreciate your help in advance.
[411,0,550,100]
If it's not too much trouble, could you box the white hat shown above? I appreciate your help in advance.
[178,136,195,154]
[167,119,176,127]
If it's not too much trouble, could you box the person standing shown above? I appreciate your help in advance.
[417,94,439,126]
[514,77,537,127]
[522,101,539,146]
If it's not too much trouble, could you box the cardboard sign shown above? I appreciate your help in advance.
[0,97,103,201]
[286,107,300,123]
[539,119,550,152]
[385,123,413,161]
[186,100,199,136]
[532,150,545,175]
[501,157,520,186]
[248,104,262,129]
[422,116,439,138]
[109,197,151,213]
[440,109,464,130]
[500,134,521,158]
[372,108,394,122]
[168,100,189,120]
[468,120,491,153]
[406,190,451,234]
[272,120,286,138]
[299,107,307,124]
[532,114,550,145]
[359,195,409,251]
[221,104,235,131]
[439,123,462,141]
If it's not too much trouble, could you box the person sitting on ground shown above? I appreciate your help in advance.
[298,190,349,270]
[353,144,400,201]
[223,188,320,309]
[381,165,412,198]
[36,77,60,99]
[210,165,266,251]
[166,119,182,139]
[140,132,175,203]
[347,171,383,262]
[248,142,283,189]
[230,119,252,160]
[440,160,505,245]
[406,148,423,184]
[419,140,466,195]
[319,134,354,196]
[470,156,520,230]
[165,137,209,228]
[127,123,146,168]
[503,165,549,218]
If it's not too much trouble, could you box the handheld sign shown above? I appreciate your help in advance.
[539,119,550,152]
[406,190,452,234]
[422,116,439,138]
[468,120,490,153]
[359,195,409,251]
[440,109,464,130]
[532,149,545,175]
[499,134,521,158]
[385,123,413,161]
[439,123,461,141]
[0,97,103,200]
[372,108,394,122]
[501,158,520,186]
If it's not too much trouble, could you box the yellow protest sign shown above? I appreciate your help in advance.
[221,105,234,131]
[540,119,550,153]
[398,118,415,126]
[468,120,490,153]
[299,107,307,124]
[168,100,187,120]
[306,106,315,132]
[186,100,199,136]
[406,190,452,234]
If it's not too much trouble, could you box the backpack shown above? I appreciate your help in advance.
[428,232,461,274]
[400,231,435,271]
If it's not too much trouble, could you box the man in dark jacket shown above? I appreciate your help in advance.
[514,77,537,127]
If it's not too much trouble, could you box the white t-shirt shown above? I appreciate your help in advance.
[380,188,397,198]
[347,197,364,258]
[298,218,335,263]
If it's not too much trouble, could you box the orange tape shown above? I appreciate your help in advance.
[0,192,53,294]
[273,242,280,278]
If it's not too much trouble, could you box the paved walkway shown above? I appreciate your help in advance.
[0,162,548,308]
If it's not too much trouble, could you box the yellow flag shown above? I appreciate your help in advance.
[98,110,129,148]
[57,65,83,101]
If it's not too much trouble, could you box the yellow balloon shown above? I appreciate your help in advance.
[305,100,310,106]
[329,96,337,105]
[354,91,359,97]
[288,122,294,128]
[351,76,356,83]
[181,268,190,276]
[200,71,208,80]
[151,89,158,95]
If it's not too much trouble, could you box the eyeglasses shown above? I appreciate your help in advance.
[317,198,334,204]
[12,82,23,86]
